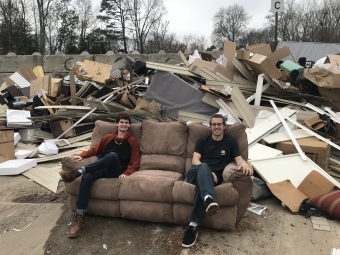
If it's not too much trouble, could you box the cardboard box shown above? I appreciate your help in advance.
[223,40,237,74]
[267,46,292,63]
[189,59,234,81]
[267,170,335,213]
[303,54,340,88]
[246,43,272,56]
[276,137,330,170]
[0,130,15,163]
[246,54,283,80]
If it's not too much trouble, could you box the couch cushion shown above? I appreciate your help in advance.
[139,120,188,174]
[119,174,176,203]
[140,155,185,174]
[65,177,121,201]
[172,181,238,206]
[91,120,142,147]
[132,170,183,180]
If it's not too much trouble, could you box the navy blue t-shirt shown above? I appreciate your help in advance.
[194,135,241,182]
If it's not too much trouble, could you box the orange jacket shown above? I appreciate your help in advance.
[78,129,140,176]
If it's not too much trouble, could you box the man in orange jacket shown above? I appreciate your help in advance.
[59,113,140,238]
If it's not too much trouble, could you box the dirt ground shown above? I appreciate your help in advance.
[0,168,340,255]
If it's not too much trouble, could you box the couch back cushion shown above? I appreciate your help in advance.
[139,120,188,174]
[185,123,248,175]
[91,120,142,147]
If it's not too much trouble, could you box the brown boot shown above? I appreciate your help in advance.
[59,170,81,183]
[68,213,85,238]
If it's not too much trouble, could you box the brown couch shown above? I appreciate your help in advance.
[62,120,253,230]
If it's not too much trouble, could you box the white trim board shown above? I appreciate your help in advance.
[263,129,312,144]
[246,108,297,147]
[9,72,30,88]
[248,143,282,160]
[250,154,340,188]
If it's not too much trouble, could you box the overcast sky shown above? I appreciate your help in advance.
[92,0,304,43]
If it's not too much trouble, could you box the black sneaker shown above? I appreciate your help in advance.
[182,226,198,248]
[204,197,219,216]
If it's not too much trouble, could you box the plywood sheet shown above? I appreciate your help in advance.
[250,154,340,188]
[78,60,112,84]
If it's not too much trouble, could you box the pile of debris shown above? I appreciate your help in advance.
[1,40,340,215]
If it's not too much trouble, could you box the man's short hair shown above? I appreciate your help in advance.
[116,113,132,124]
[209,114,226,126]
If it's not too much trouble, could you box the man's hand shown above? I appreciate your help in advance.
[119,174,127,179]
[237,161,253,176]
[70,155,83,161]
[212,172,218,183]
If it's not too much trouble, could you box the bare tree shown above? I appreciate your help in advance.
[182,34,208,51]
[98,0,130,53]
[36,0,53,54]
[144,20,186,53]
[212,4,251,47]
[128,0,167,53]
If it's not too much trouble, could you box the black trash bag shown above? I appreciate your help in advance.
[251,177,272,201]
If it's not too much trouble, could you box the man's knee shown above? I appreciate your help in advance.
[198,163,211,173]
[107,152,118,158]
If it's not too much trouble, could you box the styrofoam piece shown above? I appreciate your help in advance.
[6,109,32,127]
[15,150,32,159]
[0,159,37,175]
[248,143,283,160]
[38,140,59,155]
[14,132,21,145]
[9,72,30,88]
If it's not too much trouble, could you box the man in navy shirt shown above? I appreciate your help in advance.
[182,114,253,248]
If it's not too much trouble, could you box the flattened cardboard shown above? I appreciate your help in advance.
[268,47,291,63]
[246,54,283,80]
[304,115,326,131]
[189,59,233,81]
[276,137,330,170]
[236,49,251,61]
[303,54,340,88]
[267,170,335,213]
[223,40,237,74]
[178,51,190,67]
[0,130,15,163]
[246,43,272,56]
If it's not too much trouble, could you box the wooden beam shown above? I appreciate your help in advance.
[69,70,77,105]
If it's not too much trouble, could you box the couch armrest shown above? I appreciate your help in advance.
[223,162,253,222]
[61,156,98,171]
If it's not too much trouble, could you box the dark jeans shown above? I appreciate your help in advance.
[77,152,121,210]
[186,163,215,224]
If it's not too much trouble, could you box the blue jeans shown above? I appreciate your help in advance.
[76,152,121,211]
[186,163,215,224]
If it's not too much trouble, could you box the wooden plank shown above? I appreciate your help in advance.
[22,163,61,193]
[35,105,92,110]
[58,141,91,149]
[146,62,199,77]
[231,87,256,128]
[36,147,88,163]
[232,57,256,83]
[56,132,92,147]
[78,60,112,84]
[69,70,76,106]
[53,94,64,105]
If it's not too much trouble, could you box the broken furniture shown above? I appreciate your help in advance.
[61,120,252,230]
